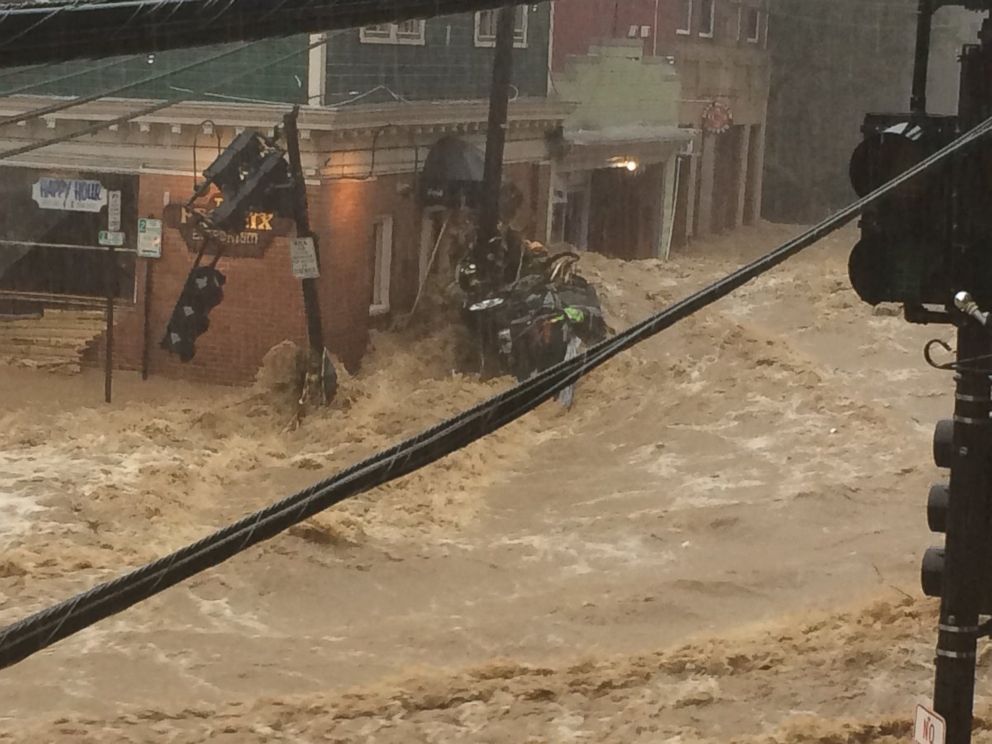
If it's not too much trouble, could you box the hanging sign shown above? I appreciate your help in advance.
[701,101,733,134]
[107,190,122,231]
[290,237,320,279]
[32,177,107,212]
[98,230,125,247]
[137,218,163,258]
[163,202,291,259]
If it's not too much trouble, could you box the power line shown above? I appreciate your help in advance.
[0,59,62,85]
[0,42,261,128]
[0,0,537,68]
[0,33,337,161]
[2,108,992,672]
[0,54,145,98]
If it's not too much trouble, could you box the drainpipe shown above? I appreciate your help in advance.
[653,0,660,56]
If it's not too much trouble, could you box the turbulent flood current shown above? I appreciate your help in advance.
[0,223,980,742]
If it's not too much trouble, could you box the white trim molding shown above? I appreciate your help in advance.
[475,6,529,48]
[359,20,426,46]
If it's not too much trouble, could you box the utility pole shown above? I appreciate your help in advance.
[911,0,934,114]
[476,4,516,269]
[927,19,992,744]
[104,240,116,404]
[283,106,336,409]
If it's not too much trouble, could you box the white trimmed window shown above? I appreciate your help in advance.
[699,0,715,38]
[370,216,393,316]
[677,0,692,35]
[475,6,528,48]
[360,20,426,45]
[741,6,760,43]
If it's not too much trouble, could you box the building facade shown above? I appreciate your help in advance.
[551,39,690,259]
[0,96,567,384]
[0,5,570,385]
[0,2,756,385]
[551,0,772,249]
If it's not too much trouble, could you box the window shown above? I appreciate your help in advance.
[741,7,760,43]
[677,0,692,35]
[475,6,528,48]
[360,20,426,45]
[370,216,393,316]
[699,0,715,38]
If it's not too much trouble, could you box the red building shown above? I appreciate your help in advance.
[552,0,771,245]
[552,0,680,68]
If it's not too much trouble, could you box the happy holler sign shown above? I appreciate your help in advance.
[31,177,107,213]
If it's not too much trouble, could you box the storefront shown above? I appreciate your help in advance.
[0,166,140,312]
[550,126,692,259]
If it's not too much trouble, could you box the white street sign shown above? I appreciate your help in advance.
[108,190,122,232]
[32,177,106,212]
[290,237,320,279]
[914,705,946,744]
[137,218,163,259]
[98,230,125,247]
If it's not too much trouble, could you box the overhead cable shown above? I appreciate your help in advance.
[0,42,259,128]
[0,0,536,67]
[2,109,992,672]
[0,33,333,162]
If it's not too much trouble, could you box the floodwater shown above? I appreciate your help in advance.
[0,222,985,742]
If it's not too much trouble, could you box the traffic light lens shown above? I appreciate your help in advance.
[849,129,928,200]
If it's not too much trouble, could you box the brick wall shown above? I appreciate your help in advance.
[90,173,369,385]
[551,0,673,70]
[88,159,551,386]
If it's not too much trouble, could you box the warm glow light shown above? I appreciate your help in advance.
[624,160,639,172]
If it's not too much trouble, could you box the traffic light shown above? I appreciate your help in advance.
[921,418,992,611]
[160,266,226,362]
[192,130,292,233]
[848,113,956,311]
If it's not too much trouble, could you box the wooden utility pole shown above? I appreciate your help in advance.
[284,106,335,409]
[476,5,516,267]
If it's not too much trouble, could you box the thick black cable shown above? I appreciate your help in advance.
[0,0,528,67]
[2,110,991,673]
[0,42,258,128]
[0,33,333,162]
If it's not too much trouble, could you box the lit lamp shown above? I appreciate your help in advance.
[610,157,639,172]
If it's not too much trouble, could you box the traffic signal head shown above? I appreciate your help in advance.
[848,113,956,311]
[193,130,292,233]
[160,266,226,362]
[921,419,992,611]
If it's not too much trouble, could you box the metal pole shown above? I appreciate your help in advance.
[929,22,992,742]
[283,106,329,406]
[911,0,934,113]
[477,5,516,262]
[932,322,990,744]
[104,243,115,404]
[141,258,153,380]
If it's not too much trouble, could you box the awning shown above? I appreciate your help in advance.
[419,136,485,208]
[558,124,694,173]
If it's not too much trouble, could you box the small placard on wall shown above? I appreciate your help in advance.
[290,237,320,279]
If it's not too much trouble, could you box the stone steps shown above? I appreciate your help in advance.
[0,309,107,374]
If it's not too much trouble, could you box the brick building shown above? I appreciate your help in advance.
[0,7,568,385]
[551,0,772,247]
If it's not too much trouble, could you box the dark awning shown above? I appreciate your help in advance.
[419,136,485,209]
[0,0,540,68]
